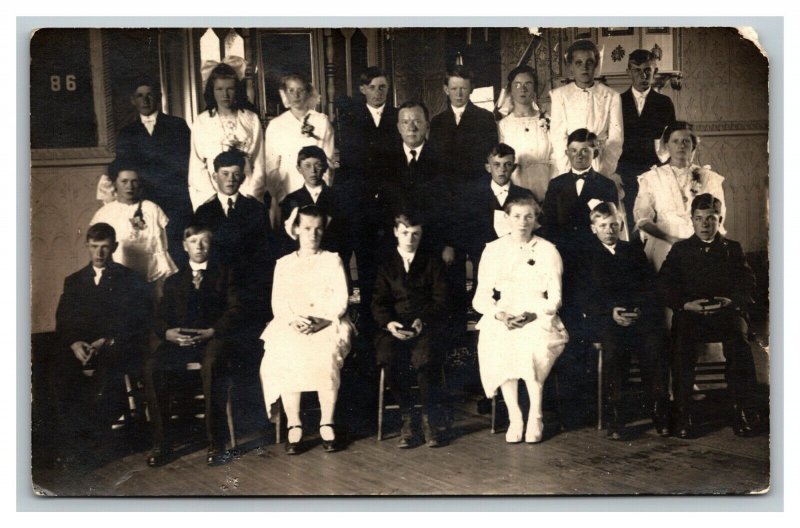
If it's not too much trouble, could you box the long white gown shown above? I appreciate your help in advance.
[259,250,353,419]
[497,113,556,203]
[472,235,569,398]
[90,200,177,282]
[188,109,266,210]
[633,163,726,271]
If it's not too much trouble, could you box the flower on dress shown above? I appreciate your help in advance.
[301,114,320,140]
[690,165,711,197]
[129,201,146,232]
[537,110,550,131]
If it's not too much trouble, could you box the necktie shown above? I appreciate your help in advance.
[192,269,204,290]
[95,268,104,286]
[496,189,508,206]
[142,117,156,135]
[227,197,235,216]
[403,256,412,273]
[408,149,418,183]
[454,111,462,126]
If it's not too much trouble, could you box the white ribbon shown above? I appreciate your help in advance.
[200,55,247,85]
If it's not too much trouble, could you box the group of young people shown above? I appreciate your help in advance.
[53,38,763,471]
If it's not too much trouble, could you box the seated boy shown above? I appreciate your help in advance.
[143,224,243,467]
[577,203,669,440]
[660,193,762,439]
[54,223,150,464]
[278,145,349,262]
[371,210,449,448]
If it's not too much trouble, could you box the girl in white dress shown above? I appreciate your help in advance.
[91,159,177,286]
[497,65,554,202]
[259,205,353,454]
[264,74,335,211]
[473,196,569,443]
[188,60,266,211]
[633,121,727,271]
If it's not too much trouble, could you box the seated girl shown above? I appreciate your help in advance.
[472,195,569,443]
[259,205,353,454]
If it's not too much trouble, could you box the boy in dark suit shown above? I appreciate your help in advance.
[278,146,348,261]
[541,129,619,429]
[143,224,243,467]
[660,193,761,439]
[117,76,192,268]
[54,223,150,463]
[618,50,676,234]
[578,203,669,440]
[372,210,449,448]
[429,65,498,185]
[458,143,534,299]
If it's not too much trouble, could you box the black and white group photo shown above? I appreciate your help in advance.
[28,24,771,497]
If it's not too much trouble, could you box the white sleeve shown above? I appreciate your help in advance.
[548,89,570,174]
[601,90,624,176]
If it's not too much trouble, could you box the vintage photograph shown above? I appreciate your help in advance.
[29,25,770,496]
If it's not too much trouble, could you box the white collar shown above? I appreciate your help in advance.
[572,167,591,176]
[189,261,208,271]
[632,87,651,99]
[367,103,385,115]
[397,247,416,261]
[451,104,467,115]
[403,141,424,160]
[92,265,106,276]
[217,192,240,208]
[305,183,324,199]
[601,242,617,254]
[140,111,158,123]
[490,180,511,195]
[572,82,597,93]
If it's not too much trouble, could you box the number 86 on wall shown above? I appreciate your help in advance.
[50,74,77,92]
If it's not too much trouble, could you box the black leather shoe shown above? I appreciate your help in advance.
[732,405,760,437]
[397,414,413,449]
[207,445,232,466]
[651,399,671,437]
[285,425,303,455]
[675,409,694,439]
[320,424,338,453]
[147,446,171,467]
[421,415,441,448]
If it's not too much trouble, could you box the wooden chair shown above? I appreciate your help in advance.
[377,365,450,441]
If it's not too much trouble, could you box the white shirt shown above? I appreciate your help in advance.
[140,111,158,135]
[305,183,323,204]
[451,104,466,126]
[403,142,425,165]
[572,167,591,196]
[397,247,416,272]
[632,87,651,116]
[367,104,385,127]
[92,266,106,285]
[601,242,617,255]
[490,181,511,207]
[217,192,240,217]
[189,261,208,272]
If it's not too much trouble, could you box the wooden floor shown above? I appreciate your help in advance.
[31,398,769,497]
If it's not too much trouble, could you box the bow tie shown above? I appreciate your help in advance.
[142,116,156,123]
[572,171,590,180]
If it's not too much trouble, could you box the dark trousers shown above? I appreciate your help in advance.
[671,309,757,410]
[554,309,597,428]
[446,249,470,346]
[143,337,234,449]
[377,330,443,421]
[595,320,669,406]
[616,160,651,237]
[54,344,137,449]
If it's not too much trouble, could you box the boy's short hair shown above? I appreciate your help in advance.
[107,157,140,182]
[443,65,474,86]
[394,208,426,228]
[397,100,430,122]
[567,128,598,146]
[691,193,723,215]
[628,49,656,66]
[360,66,388,86]
[183,224,213,240]
[503,195,540,215]
[589,202,621,223]
[293,204,326,227]
[487,143,516,160]
[131,75,161,95]
[566,39,600,64]
[87,222,117,243]
[213,149,247,173]
[296,145,329,172]
[662,121,699,150]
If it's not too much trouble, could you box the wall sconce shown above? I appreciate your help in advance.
[656,71,682,91]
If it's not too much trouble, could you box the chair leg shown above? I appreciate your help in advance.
[490,394,497,434]
[597,345,604,431]
[275,400,282,445]
[377,367,385,441]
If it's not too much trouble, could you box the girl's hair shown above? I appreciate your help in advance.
[108,158,140,182]
[503,195,540,215]
[203,63,248,115]
[293,204,326,227]
[661,121,699,150]
[281,73,313,93]
[506,64,536,90]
